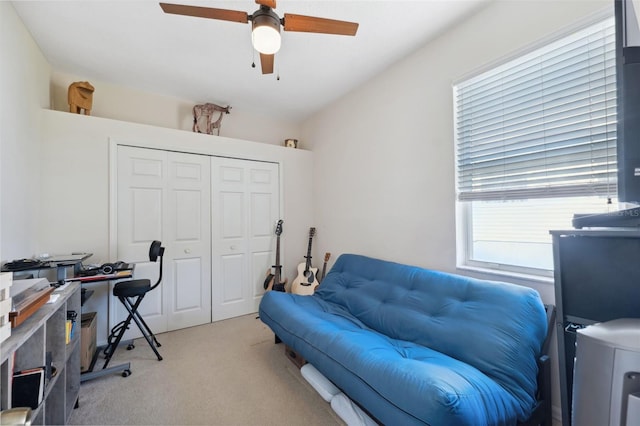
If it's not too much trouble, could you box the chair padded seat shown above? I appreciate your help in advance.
[113,279,151,298]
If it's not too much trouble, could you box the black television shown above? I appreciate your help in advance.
[572,0,640,228]
[616,0,640,204]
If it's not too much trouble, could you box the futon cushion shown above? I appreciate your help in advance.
[261,293,522,425]
[314,254,547,419]
[259,254,547,425]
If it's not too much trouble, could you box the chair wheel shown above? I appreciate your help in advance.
[122,369,131,377]
[127,344,135,350]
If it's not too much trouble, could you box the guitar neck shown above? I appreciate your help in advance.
[304,237,313,271]
[274,235,281,284]
[320,252,330,282]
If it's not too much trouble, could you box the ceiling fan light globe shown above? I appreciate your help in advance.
[252,25,281,54]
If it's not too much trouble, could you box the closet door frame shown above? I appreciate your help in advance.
[108,139,285,329]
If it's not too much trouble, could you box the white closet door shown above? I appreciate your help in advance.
[211,157,280,321]
[115,146,211,337]
[166,152,212,330]
[115,146,168,336]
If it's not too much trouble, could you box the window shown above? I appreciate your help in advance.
[454,17,617,277]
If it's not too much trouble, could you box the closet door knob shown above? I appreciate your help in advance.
[230,245,238,250]
[184,249,191,254]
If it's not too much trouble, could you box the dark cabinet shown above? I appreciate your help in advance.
[551,229,640,426]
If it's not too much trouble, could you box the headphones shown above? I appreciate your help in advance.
[100,263,116,275]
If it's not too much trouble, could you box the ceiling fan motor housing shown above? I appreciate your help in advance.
[251,7,281,34]
[251,7,281,54]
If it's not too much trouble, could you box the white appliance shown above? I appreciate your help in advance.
[572,318,640,426]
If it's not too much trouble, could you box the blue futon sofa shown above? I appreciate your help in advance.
[259,254,550,426]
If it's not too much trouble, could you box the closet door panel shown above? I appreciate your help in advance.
[221,254,245,302]
[212,158,279,321]
[173,258,203,310]
[166,152,211,330]
[115,146,168,338]
[116,147,212,336]
[132,189,163,242]
[251,251,271,298]
[247,162,280,311]
[221,191,245,238]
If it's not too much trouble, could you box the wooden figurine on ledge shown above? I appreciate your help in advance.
[193,103,231,136]
[68,81,94,115]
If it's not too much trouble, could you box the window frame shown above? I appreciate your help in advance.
[454,10,616,279]
[456,202,557,279]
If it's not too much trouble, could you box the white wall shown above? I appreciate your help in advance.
[50,71,302,146]
[303,0,610,289]
[0,2,51,262]
[301,1,610,422]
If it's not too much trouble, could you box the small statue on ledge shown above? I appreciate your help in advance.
[68,81,95,115]
[193,103,231,136]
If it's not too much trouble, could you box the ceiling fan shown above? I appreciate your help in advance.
[159,1,359,75]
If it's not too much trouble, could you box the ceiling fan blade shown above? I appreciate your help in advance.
[159,3,248,24]
[255,0,276,9]
[283,13,358,36]
[260,53,274,74]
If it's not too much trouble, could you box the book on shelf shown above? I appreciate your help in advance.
[66,310,77,343]
[12,367,45,409]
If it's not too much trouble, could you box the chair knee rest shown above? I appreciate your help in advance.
[113,279,151,298]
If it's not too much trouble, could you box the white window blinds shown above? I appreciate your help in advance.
[455,18,617,202]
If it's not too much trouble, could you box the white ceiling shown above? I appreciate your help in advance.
[12,0,489,122]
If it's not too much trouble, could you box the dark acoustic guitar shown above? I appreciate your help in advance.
[263,220,286,292]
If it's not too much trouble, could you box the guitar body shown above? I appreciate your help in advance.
[264,269,287,292]
[264,220,286,292]
[290,227,320,295]
[290,263,319,295]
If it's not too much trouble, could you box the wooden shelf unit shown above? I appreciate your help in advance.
[0,282,81,425]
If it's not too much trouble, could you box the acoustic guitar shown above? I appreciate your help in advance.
[319,252,331,283]
[263,220,286,292]
[291,227,319,295]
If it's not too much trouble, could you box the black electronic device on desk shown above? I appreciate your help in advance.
[2,259,43,272]
[74,262,133,282]
[1,253,93,283]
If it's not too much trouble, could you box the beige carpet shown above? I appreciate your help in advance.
[69,314,345,425]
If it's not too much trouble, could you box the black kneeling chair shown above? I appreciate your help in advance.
[103,241,165,371]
